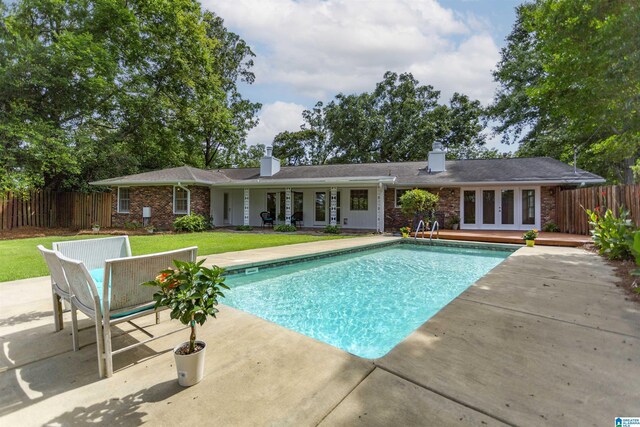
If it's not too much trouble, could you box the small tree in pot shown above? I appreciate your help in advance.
[399,189,440,232]
[145,259,228,386]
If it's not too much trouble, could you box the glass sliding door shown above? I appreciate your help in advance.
[461,187,539,230]
[463,190,476,225]
[521,189,536,225]
[500,189,515,225]
[482,190,495,224]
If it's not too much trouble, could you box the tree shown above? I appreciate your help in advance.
[276,72,492,165]
[0,0,260,191]
[490,0,640,183]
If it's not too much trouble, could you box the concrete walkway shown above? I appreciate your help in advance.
[0,237,638,426]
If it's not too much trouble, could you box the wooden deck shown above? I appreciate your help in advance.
[410,230,591,247]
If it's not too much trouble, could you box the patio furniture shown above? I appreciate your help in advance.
[260,211,274,228]
[37,245,81,350]
[57,246,198,378]
[53,236,132,271]
[291,211,304,227]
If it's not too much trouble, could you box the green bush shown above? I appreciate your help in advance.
[323,225,341,234]
[173,213,208,232]
[399,189,439,219]
[235,225,254,231]
[123,221,141,230]
[542,222,560,232]
[273,224,297,232]
[585,207,634,260]
[632,231,640,278]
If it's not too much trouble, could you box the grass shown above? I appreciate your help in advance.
[0,232,350,282]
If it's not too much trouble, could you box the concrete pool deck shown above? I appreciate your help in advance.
[1,236,638,425]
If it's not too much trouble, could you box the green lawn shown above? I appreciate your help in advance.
[0,232,349,283]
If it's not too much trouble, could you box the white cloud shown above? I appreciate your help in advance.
[206,0,500,104]
[246,101,306,146]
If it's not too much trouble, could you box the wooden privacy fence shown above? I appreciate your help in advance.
[556,184,640,235]
[0,191,112,231]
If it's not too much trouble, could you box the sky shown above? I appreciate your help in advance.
[202,0,524,150]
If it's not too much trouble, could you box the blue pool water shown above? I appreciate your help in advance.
[223,243,511,358]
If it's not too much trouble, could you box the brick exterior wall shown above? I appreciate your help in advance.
[541,185,559,229]
[112,185,210,230]
[385,187,460,230]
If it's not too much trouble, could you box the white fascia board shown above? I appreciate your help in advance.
[391,178,605,187]
[208,176,397,188]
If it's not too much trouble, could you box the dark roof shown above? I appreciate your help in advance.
[90,157,605,187]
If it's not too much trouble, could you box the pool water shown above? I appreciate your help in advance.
[223,244,511,358]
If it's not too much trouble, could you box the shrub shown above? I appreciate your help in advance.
[273,224,297,232]
[542,222,560,232]
[173,213,208,232]
[323,225,341,234]
[144,260,228,354]
[585,207,634,260]
[235,225,254,231]
[632,231,640,277]
[123,221,141,230]
[399,189,439,219]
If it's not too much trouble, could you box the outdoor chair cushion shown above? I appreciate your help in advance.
[89,268,152,319]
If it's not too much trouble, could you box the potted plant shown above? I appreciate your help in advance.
[449,215,460,230]
[145,260,228,386]
[399,226,410,238]
[91,223,100,233]
[145,224,156,234]
[523,229,539,247]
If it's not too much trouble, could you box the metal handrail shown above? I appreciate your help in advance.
[429,220,439,241]
[414,220,426,239]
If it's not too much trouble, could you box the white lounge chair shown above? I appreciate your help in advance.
[37,245,81,350]
[57,246,198,378]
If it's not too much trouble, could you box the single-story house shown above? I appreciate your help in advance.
[90,144,605,232]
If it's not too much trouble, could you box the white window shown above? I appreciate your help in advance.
[395,189,410,208]
[117,187,130,213]
[350,189,368,211]
[173,187,190,214]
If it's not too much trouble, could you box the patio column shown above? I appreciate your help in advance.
[285,188,292,225]
[330,187,337,226]
[243,188,250,226]
[376,183,385,233]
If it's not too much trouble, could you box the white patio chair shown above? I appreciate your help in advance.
[37,245,81,350]
[57,246,198,378]
[52,235,132,271]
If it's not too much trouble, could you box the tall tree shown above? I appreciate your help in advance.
[274,72,492,164]
[490,0,640,183]
[0,0,260,191]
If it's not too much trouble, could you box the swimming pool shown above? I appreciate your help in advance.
[223,242,512,358]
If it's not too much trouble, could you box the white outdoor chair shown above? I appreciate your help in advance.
[57,246,198,378]
[53,235,132,271]
[37,245,81,350]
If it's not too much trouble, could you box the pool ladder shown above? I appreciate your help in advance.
[414,220,439,241]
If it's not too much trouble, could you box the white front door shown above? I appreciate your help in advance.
[461,187,540,230]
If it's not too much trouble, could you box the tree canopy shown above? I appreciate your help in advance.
[0,0,260,191]
[490,0,639,183]
[273,72,499,166]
